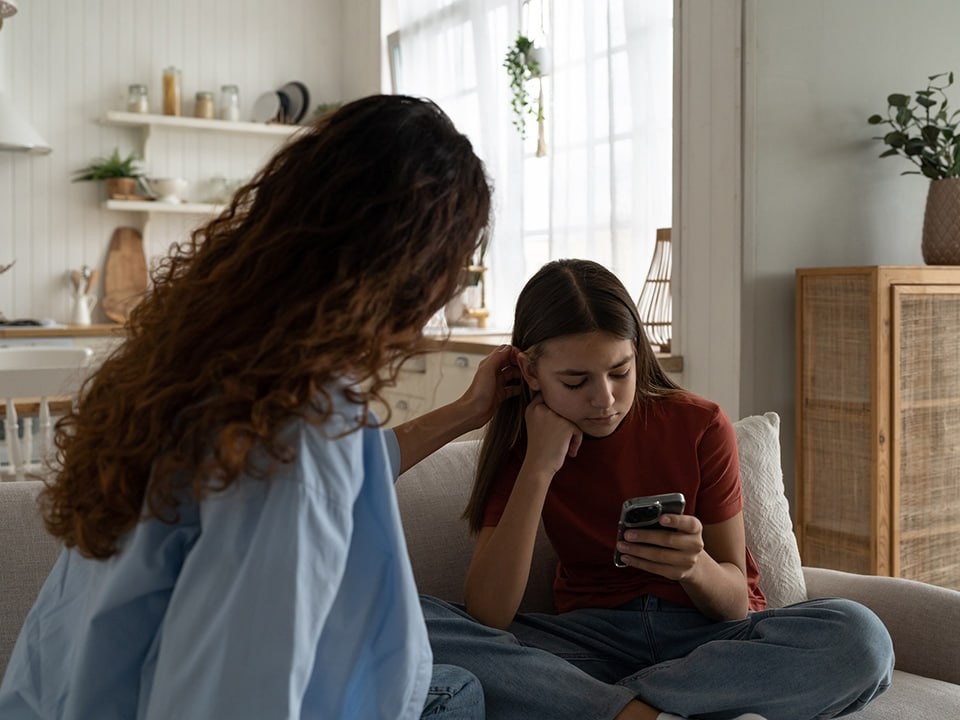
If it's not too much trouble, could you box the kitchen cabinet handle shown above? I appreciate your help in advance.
[454,355,469,368]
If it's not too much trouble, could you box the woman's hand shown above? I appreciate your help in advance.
[522,393,583,477]
[458,345,523,428]
[614,513,706,581]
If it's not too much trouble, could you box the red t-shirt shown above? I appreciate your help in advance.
[482,393,767,613]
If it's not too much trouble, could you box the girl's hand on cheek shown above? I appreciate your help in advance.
[524,394,583,475]
[615,514,705,581]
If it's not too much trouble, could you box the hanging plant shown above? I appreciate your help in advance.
[504,34,544,138]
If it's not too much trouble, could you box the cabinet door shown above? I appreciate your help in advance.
[796,272,878,574]
[892,284,960,590]
[429,351,484,409]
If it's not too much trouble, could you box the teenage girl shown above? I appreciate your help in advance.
[422,258,894,720]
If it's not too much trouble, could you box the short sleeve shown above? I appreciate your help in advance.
[694,406,743,525]
[384,428,401,481]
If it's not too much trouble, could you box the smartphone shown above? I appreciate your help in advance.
[613,492,686,567]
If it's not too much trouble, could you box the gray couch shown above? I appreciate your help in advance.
[2,433,959,718]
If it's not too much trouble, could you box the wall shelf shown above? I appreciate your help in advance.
[103,199,223,215]
[100,111,303,137]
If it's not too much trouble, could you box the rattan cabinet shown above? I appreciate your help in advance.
[796,266,960,590]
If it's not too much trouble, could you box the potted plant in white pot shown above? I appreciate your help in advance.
[504,33,550,155]
[869,72,960,264]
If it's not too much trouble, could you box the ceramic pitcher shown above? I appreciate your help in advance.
[71,293,97,326]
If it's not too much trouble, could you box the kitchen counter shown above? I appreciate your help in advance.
[0,325,682,373]
[425,332,683,374]
[0,324,122,339]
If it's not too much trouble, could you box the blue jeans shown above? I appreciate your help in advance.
[421,594,894,720]
[421,664,484,718]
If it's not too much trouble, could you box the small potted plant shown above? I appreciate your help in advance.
[72,148,145,200]
[869,72,960,263]
[504,34,548,139]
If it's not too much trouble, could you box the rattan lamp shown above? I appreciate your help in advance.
[636,227,672,352]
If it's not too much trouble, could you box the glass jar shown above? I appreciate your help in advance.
[162,66,181,116]
[220,84,240,122]
[126,84,149,113]
[194,91,215,119]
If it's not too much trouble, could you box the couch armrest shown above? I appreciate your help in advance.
[803,566,960,685]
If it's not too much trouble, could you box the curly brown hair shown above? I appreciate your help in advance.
[42,95,491,559]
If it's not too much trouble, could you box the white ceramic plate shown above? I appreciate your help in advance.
[251,91,280,123]
[279,81,310,124]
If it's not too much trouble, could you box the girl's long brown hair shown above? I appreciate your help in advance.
[43,95,491,559]
[463,259,681,533]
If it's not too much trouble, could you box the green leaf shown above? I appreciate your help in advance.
[888,93,910,108]
[922,164,941,179]
[884,131,908,148]
[905,138,927,155]
[896,107,914,125]
[916,95,937,109]
[922,125,941,144]
[878,148,900,158]
[867,114,885,124]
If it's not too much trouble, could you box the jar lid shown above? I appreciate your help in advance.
[196,91,214,99]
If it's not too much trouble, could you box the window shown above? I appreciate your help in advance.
[388,0,672,328]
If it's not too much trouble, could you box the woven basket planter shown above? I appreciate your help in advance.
[922,178,960,265]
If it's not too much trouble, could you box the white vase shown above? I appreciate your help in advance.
[71,293,97,326]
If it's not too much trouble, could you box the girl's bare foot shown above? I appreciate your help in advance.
[614,699,662,720]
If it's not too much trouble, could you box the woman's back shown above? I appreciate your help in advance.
[0,388,432,719]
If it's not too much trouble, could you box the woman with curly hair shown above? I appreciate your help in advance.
[0,95,516,719]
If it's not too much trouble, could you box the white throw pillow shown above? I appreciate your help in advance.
[733,412,807,608]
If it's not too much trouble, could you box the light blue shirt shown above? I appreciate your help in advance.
[0,393,431,719]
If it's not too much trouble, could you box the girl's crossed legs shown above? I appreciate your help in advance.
[421,594,893,720]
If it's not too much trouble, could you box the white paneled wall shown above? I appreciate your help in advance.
[0,0,348,323]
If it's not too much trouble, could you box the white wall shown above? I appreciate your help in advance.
[0,0,345,323]
[741,0,959,504]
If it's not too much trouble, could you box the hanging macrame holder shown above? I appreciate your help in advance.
[536,80,547,157]
[523,0,549,157]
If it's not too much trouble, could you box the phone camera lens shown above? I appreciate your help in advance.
[626,505,660,524]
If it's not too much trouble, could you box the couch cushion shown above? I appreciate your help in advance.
[852,670,960,718]
[734,412,807,608]
[396,440,557,612]
[0,481,62,678]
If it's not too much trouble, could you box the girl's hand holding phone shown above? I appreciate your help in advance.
[523,393,583,476]
[615,513,706,581]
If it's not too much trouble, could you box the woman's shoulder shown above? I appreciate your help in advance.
[262,386,388,501]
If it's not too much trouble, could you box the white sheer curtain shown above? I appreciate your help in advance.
[392,0,672,328]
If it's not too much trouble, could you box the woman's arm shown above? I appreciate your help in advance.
[392,345,520,474]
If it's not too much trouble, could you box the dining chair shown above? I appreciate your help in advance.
[0,347,94,481]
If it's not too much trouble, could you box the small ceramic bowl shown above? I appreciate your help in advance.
[150,177,188,203]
